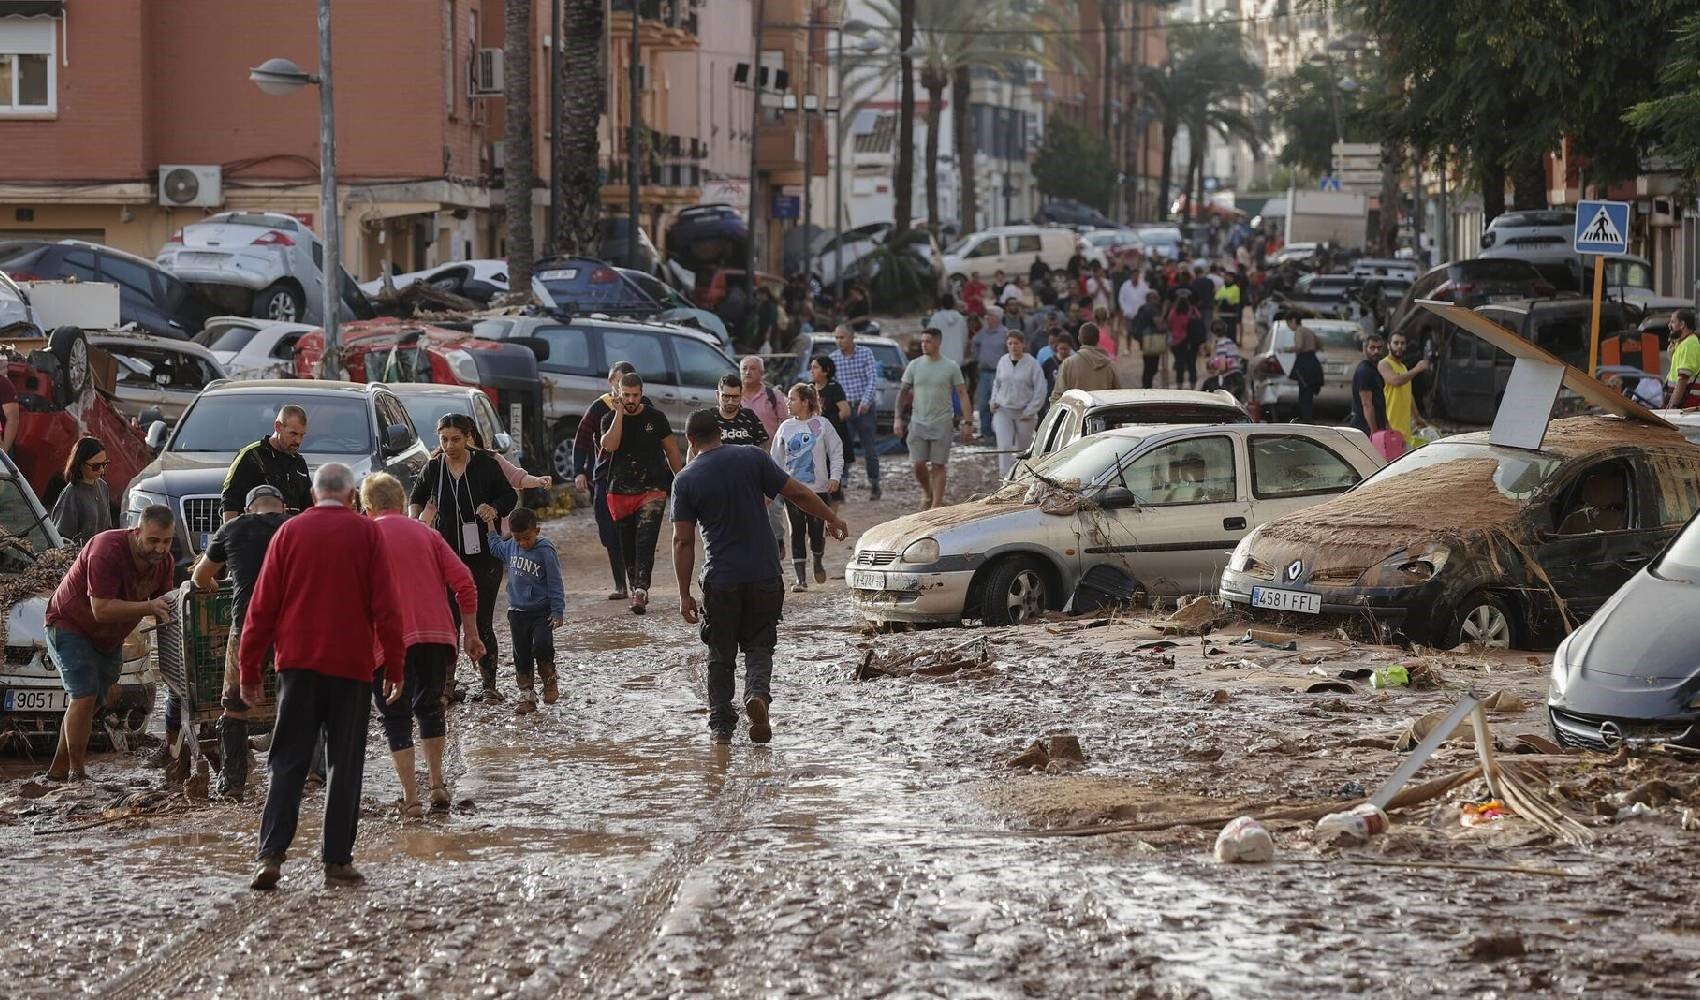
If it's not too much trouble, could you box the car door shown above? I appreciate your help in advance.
[1531,458,1661,620]
[1439,321,1497,424]
[472,391,513,458]
[1091,434,1247,595]
[1245,432,1367,525]
[670,334,737,419]
[528,322,600,422]
[599,327,679,424]
[373,390,426,490]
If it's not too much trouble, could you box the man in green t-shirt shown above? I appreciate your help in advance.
[895,328,972,510]
[1667,309,1700,407]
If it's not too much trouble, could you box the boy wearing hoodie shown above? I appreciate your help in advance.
[485,507,566,714]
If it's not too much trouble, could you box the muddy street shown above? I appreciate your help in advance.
[3,449,1699,998]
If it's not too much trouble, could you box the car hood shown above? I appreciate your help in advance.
[5,596,48,652]
[132,449,374,497]
[855,487,1042,553]
[1553,570,1700,718]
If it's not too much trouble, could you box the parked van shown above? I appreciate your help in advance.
[942,226,1076,292]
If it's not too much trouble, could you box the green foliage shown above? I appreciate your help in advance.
[1267,63,1371,178]
[1033,117,1116,212]
[1625,12,1700,188]
[863,239,936,314]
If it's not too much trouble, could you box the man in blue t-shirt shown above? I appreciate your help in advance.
[671,410,846,746]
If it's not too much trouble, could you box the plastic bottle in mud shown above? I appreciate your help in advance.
[1314,803,1389,845]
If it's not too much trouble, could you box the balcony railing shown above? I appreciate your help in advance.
[615,0,700,36]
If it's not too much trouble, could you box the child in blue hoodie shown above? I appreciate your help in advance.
[486,507,565,714]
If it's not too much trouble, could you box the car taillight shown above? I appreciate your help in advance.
[1258,355,1284,376]
[165,230,183,244]
[590,267,619,284]
[252,230,294,247]
[5,270,44,282]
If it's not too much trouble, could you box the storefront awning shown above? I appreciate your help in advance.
[0,2,65,18]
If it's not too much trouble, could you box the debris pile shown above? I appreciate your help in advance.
[0,537,75,648]
[856,636,995,681]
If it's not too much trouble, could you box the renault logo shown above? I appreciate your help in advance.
[1286,560,1303,582]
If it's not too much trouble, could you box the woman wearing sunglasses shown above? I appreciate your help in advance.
[51,436,113,544]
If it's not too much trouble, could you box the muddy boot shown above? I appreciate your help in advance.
[515,678,537,715]
[791,560,808,593]
[216,716,248,800]
[813,554,827,584]
[250,855,283,891]
[539,663,559,705]
[745,696,772,745]
[145,732,177,769]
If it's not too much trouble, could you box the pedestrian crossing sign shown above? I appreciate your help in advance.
[1573,199,1630,255]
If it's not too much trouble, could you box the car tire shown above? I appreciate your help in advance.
[48,325,90,405]
[254,284,305,323]
[550,420,577,483]
[980,557,1050,626]
[1442,591,1514,650]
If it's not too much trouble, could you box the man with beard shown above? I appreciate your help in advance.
[601,373,684,615]
[221,404,312,520]
[41,507,176,782]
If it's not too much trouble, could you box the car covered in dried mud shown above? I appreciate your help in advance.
[847,422,1383,626]
[1220,416,1700,650]
[1022,388,1248,464]
[1546,506,1700,751]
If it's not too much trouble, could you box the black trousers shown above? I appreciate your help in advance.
[1141,352,1161,388]
[1172,344,1197,387]
[592,479,627,590]
[785,492,828,560]
[258,669,371,866]
[451,553,504,689]
[372,643,452,752]
[615,496,667,592]
[507,608,556,682]
[700,578,785,734]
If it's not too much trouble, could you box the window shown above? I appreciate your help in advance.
[375,393,413,446]
[963,238,1000,260]
[1250,436,1361,498]
[202,324,258,354]
[1007,234,1041,254]
[474,393,503,444]
[1654,460,1700,527]
[1120,436,1237,505]
[98,255,158,300]
[601,329,670,384]
[534,325,595,376]
[57,248,96,282]
[673,337,734,389]
[106,345,218,390]
[1554,462,1633,535]
[0,16,55,114]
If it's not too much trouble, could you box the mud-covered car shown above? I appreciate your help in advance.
[1546,506,1700,750]
[848,422,1383,627]
[0,451,154,751]
[1221,417,1700,650]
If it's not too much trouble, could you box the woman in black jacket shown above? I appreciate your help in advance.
[410,413,518,703]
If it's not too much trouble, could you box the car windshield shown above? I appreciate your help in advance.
[202,326,258,352]
[1282,324,1360,350]
[1656,514,1700,585]
[1494,211,1574,229]
[400,396,471,450]
[172,394,371,455]
[1361,440,1563,500]
[0,475,55,571]
[1027,434,1145,489]
[869,344,907,381]
[943,235,976,256]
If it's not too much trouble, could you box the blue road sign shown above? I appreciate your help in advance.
[1319,175,1342,192]
[1574,199,1631,255]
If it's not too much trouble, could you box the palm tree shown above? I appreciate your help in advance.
[502,0,535,302]
[1141,22,1261,221]
[894,0,916,236]
[556,0,605,255]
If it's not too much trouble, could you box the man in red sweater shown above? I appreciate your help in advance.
[240,462,405,890]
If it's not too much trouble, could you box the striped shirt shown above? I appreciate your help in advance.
[834,345,879,408]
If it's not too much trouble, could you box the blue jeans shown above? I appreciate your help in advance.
[975,371,995,439]
[842,404,880,489]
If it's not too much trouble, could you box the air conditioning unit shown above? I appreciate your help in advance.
[470,48,503,97]
[158,165,223,208]
[1651,196,1677,226]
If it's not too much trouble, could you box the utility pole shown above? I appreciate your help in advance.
[745,0,768,303]
[627,0,642,268]
[548,0,562,253]
[833,19,845,302]
[317,0,340,380]
[802,3,815,244]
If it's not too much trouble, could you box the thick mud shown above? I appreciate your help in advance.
[2,447,1698,998]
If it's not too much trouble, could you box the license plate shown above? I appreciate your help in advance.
[848,569,887,590]
[538,269,578,282]
[1251,586,1321,615]
[198,532,210,551]
[180,252,227,265]
[3,689,69,712]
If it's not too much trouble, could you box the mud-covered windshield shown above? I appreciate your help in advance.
[0,476,55,572]
[1361,440,1562,501]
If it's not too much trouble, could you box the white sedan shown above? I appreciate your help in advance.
[196,316,318,380]
[847,422,1385,627]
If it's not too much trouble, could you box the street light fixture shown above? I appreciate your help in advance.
[250,0,342,380]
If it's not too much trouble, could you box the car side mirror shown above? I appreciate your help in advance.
[494,431,513,452]
[383,423,413,455]
[145,420,169,453]
[1097,486,1138,509]
[507,336,551,363]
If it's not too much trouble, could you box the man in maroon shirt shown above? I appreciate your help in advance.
[240,463,405,890]
[42,508,175,781]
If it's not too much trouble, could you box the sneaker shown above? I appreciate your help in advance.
[745,696,772,745]
[607,589,628,601]
[541,673,559,705]
[477,687,504,704]
[144,740,174,769]
[323,863,366,887]
[870,486,882,502]
[515,690,537,715]
[250,856,283,891]
[813,556,827,584]
[631,589,648,615]
[791,581,807,593]
[429,784,451,812]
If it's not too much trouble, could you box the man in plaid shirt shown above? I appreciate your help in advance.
[831,324,882,500]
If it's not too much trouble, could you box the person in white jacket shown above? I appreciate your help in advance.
[989,330,1048,477]
[770,383,844,591]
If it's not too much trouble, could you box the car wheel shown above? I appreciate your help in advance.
[255,284,305,323]
[47,325,90,405]
[1445,592,1514,649]
[550,421,576,482]
[980,557,1049,626]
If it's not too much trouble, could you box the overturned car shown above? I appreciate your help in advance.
[1220,416,1700,650]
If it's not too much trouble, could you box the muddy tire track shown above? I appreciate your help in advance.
[92,890,313,997]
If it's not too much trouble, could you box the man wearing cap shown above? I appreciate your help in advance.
[190,484,289,800]
[222,404,312,521]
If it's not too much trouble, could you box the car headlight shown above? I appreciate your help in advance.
[1228,529,1261,573]
[125,490,167,526]
[1359,544,1450,588]
[901,537,940,565]
[1549,634,1572,700]
[445,349,482,385]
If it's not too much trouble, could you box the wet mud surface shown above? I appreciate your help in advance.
[4,448,1700,998]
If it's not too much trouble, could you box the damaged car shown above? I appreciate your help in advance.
[1220,416,1700,650]
[155,211,372,325]
[1546,506,1700,750]
[848,422,1382,627]
[1023,389,1248,464]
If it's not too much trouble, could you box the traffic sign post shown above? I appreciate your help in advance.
[1574,199,1631,378]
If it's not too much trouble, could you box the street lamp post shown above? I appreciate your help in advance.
[250,0,341,380]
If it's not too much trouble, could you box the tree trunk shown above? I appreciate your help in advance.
[1158,119,1178,220]
[923,73,944,236]
[1100,1,1119,137]
[1187,124,1205,225]
[953,65,976,233]
[1481,159,1507,223]
[558,0,605,255]
[1377,139,1404,257]
[1511,153,1549,211]
[503,0,535,302]
[894,0,917,234]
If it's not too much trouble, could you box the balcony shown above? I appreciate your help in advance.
[611,0,699,50]
[757,119,804,174]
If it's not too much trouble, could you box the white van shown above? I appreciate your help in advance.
[942,226,1077,291]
